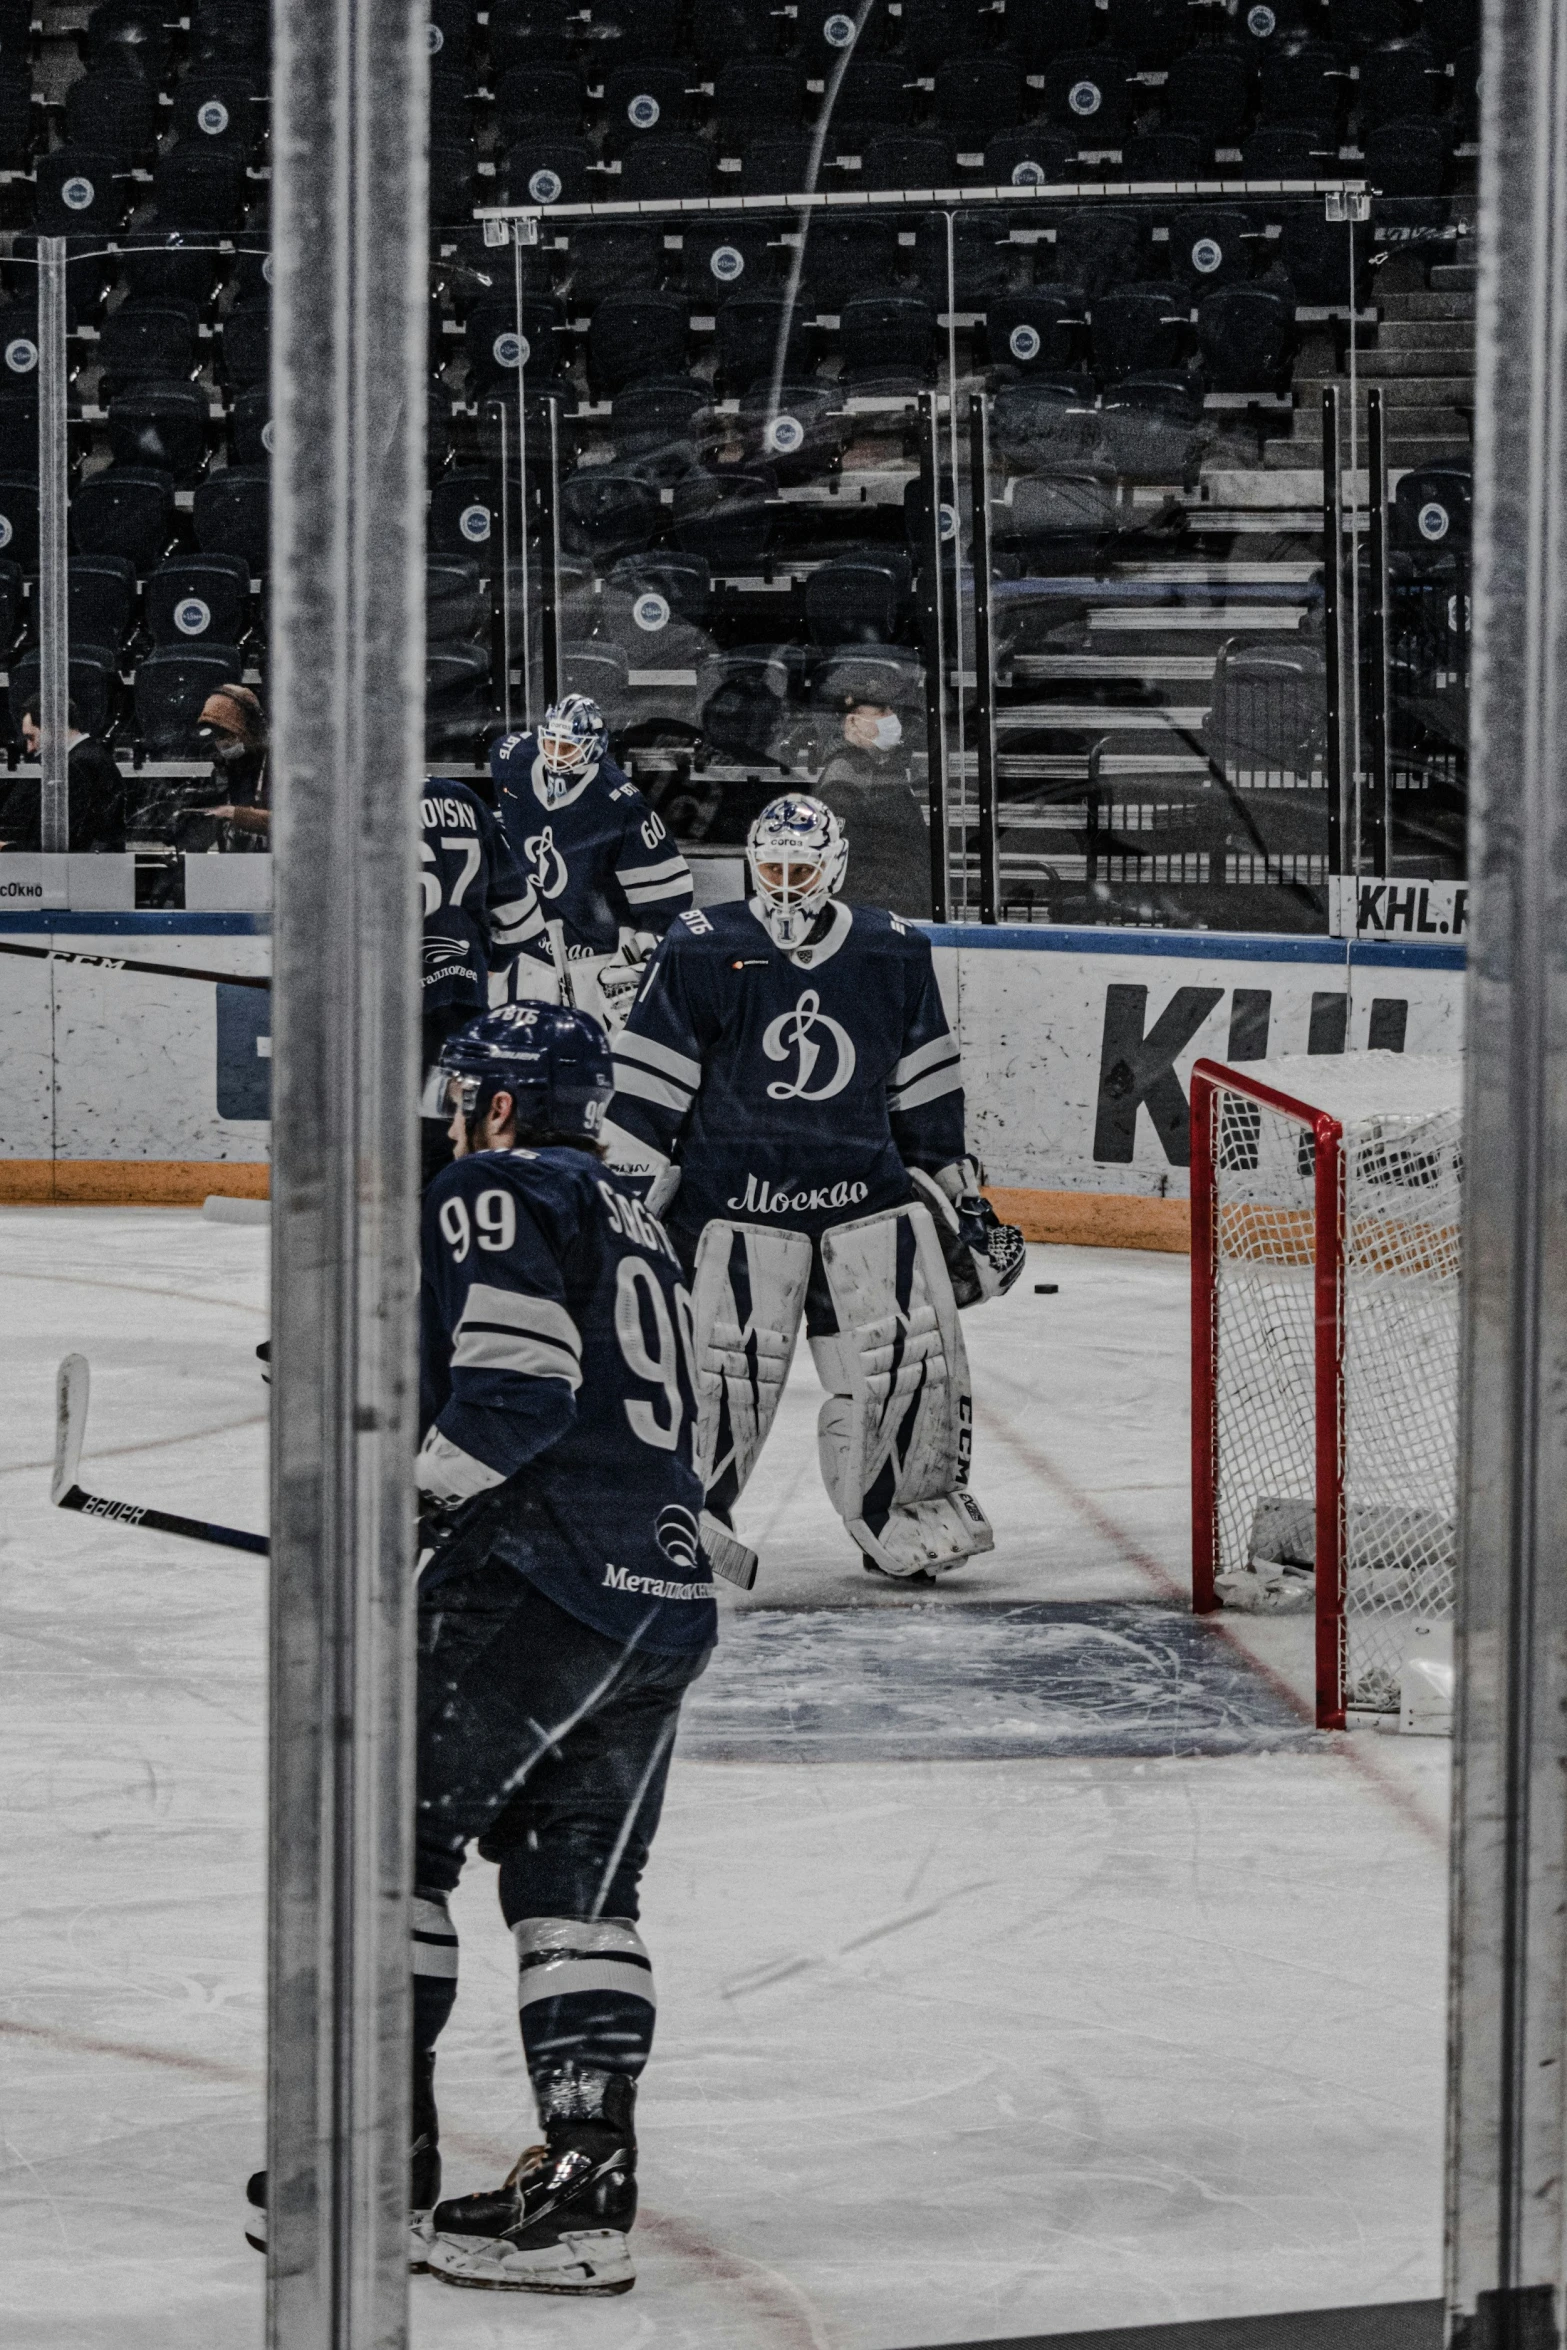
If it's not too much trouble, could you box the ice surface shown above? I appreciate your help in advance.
[0,1213,1450,2350]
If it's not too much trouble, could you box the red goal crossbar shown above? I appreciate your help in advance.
[1190,1057,1349,1732]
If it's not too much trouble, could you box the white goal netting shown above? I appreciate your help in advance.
[1205,1051,1462,1712]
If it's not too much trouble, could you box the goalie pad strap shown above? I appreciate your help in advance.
[690,1219,813,1511]
[819,1202,993,1577]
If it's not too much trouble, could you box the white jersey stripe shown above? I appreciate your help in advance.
[515,1956,657,2011]
[451,1325,583,1388]
[889,1032,961,1090]
[458,1283,580,1357]
[622,876,695,906]
[615,1028,702,1087]
[888,1061,965,1116]
[615,853,690,886]
[612,1061,694,1114]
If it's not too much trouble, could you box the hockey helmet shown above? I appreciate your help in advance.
[746,792,847,950]
[437,1003,614,1144]
[537,692,607,796]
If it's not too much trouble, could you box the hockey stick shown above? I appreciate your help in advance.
[50,1353,269,1556]
[0,941,269,990]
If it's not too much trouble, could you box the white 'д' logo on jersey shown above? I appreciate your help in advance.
[762,990,856,1103]
[525,825,569,901]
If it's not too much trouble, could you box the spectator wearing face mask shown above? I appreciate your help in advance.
[0,700,126,852]
[190,685,269,850]
[812,697,931,920]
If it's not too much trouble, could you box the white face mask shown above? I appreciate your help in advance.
[871,714,903,751]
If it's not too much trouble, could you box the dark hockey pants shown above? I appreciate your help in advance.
[413,1557,710,2110]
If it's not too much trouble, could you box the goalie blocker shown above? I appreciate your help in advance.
[692,1197,1004,1579]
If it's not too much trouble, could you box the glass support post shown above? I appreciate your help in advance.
[36,235,68,854]
[969,390,999,927]
[917,387,950,925]
[268,0,426,2343]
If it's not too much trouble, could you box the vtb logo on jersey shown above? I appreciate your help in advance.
[762,989,856,1102]
[524,824,568,901]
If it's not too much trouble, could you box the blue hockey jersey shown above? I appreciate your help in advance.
[421,778,549,1013]
[491,732,694,957]
[604,898,968,1260]
[420,1143,715,1655]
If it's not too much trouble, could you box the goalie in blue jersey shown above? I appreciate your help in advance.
[603,793,1026,1584]
[491,693,694,1033]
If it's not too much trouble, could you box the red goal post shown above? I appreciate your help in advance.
[1190,1052,1462,1733]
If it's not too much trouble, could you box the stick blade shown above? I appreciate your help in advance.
[52,1353,89,1506]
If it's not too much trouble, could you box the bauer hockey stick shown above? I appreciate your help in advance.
[50,1353,269,1556]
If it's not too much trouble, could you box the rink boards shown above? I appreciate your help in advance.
[0,910,1464,1235]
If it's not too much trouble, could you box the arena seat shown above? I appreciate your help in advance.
[71,466,177,570]
[135,642,244,750]
[607,551,712,627]
[464,294,565,398]
[714,292,817,395]
[0,473,38,570]
[9,648,118,742]
[713,59,806,146]
[1092,288,1193,383]
[1365,119,1452,197]
[229,386,272,467]
[559,466,666,561]
[1053,209,1148,300]
[805,555,912,647]
[99,301,200,391]
[173,70,265,157]
[67,70,159,161]
[493,63,584,135]
[735,134,816,195]
[736,380,846,480]
[1040,52,1135,145]
[859,131,957,189]
[35,150,126,237]
[1005,0,1102,72]
[1164,49,1255,148]
[488,0,581,73]
[1099,372,1205,482]
[154,148,249,233]
[669,467,776,567]
[84,1,174,86]
[567,224,667,308]
[1197,284,1295,392]
[498,135,592,208]
[120,233,226,307]
[602,66,694,151]
[192,465,269,570]
[587,293,690,400]
[146,551,252,647]
[985,127,1076,188]
[220,301,270,391]
[426,556,489,647]
[619,136,714,202]
[933,55,1023,139]
[1122,130,1205,180]
[68,554,137,653]
[106,384,213,484]
[1103,0,1189,68]
[1169,207,1259,295]
[991,375,1101,469]
[693,0,781,54]
[987,290,1085,378]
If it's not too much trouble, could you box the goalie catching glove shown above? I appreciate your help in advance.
[909,1162,1026,1308]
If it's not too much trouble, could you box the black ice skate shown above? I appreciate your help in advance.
[426,2067,636,2294]
[244,2132,441,2271]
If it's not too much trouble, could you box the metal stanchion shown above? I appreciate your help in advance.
[917,388,950,926]
[1446,0,1567,2336]
[268,0,426,2341]
[540,395,562,709]
[968,391,998,928]
[1321,384,1346,878]
[36,236,68,854]
[1365,384,1391,878]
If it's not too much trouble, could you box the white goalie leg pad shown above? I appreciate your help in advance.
[820,1202,994,1577]
[690,1220,813,1504]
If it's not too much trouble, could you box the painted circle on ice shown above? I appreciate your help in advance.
[767,412,805,453]
[710,243,745,282]
[1418,500,1450,541]
[1191,237,1223,275]
[175,596,212,637]
[428,20,444,50]
[1011,159,1046,187]
[529,168,563,204]
[1067,79,1102,116]
[1246,5,1276,34]
[62,175,95,212]
[197,98,230,135]
[261,419,275,453]
[823,11,856,45]
[459,502,492,542]
[627,93,660,129]
[5,337,36,374]
[1008,323,1041,361]
[493,330,530,368]
[633,591,671,631]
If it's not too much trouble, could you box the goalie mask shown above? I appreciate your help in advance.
[537,693,606,803]
[746,793,847,951]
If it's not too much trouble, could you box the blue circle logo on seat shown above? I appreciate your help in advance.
[824,12,856,44]
[529,168,563,205]
[1009,322,1041,361]
[711,244,745,282]
[428,20,444,50]
[1067,80,1102,116]
[938,501,956,542]
[62,176,95,212]
[1246,4,1276,32]
[175,596,212,637]
[261,419,275,453]
[263,253,275,284]
[633,592,671,631]
[1011,159,1046,187]
[5,337,36,374]
[493,331,530,368]
[460,502,492,542]
[628,93,660,129]
[1192,237,1223,274]
[767,412,804,453]
[0,514,13,549]
[1418,500,1450,541]
[197,98,230,135]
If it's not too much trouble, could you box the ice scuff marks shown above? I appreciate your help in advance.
[680,1601,1317,1762]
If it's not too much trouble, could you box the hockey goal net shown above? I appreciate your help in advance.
[1190,1051,1462,1729]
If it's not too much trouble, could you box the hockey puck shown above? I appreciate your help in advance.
[1034,1283,1058,1295]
